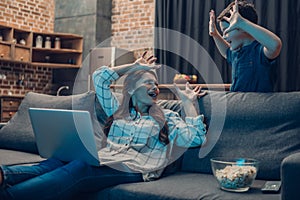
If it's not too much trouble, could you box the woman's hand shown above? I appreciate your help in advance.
[114,51,161,76]
[174,82,207,103]
[173,83,207,117]
[131,51,161,72]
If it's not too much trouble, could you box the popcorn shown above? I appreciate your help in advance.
[215,165,257,189]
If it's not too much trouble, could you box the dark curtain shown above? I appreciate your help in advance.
[155,0,300,92]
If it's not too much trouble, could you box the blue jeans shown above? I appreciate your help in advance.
[0,158,143,200]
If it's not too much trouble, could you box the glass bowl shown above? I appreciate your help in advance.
[210,157,259,192]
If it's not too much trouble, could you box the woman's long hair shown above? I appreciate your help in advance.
[104,70,169,145]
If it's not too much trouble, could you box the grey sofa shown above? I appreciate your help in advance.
[0,91,299,200]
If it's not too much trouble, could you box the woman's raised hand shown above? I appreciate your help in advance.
[132,51,161,71]
[173,82,207,103]
[173,82,207,117]
[113,51,161,76]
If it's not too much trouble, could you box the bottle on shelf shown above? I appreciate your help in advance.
[36,35,43,48]
[45,37,51,48]
[54,37,61,49]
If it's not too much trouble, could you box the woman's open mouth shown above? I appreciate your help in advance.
[148,90,158,99]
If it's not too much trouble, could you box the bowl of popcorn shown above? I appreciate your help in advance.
[210,157,259,192]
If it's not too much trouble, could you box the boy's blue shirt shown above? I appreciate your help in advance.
[227,41,276,92]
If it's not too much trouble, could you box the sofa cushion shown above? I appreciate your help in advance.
[181,91,300,180]
[0,91,104,154]
[0,149,44,166]
[89,172,279,200]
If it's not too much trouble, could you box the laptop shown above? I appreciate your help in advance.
[28,108,101,166]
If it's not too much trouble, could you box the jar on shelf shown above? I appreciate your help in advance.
[36,35,43,48]
[19,39,26,45]
[45,36,51,48]
[54,37,61,49]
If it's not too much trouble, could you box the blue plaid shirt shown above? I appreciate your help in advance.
[93,66,206,181]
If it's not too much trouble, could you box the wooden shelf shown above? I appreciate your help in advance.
[31,62,81,68]
[0,42,12,60]
[13,45,31,62]
[3,59,31,65]
[32,31,83,39]
[0,22,83,68]
[31,32,83,68]
[13,28,32,48]
[0,41,12,45]
[0,25,13,43]
[15,44,31,49]
[0,58,13,63]
[32,47,82,54]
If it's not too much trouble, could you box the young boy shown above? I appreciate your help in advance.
[209,0,282,92]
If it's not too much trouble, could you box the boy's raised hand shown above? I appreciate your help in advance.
[173,82,207,103]
[223,0,244,35]
[209,10,218,37]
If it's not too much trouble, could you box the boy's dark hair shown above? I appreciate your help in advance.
[217,0,258,24]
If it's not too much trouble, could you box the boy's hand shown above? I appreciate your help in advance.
[223,0,245,35]
[209,10,218,37]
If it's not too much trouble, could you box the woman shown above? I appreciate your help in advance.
[0,52,207,199]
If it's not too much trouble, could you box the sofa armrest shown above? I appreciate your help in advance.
[281,152,300,200]
[0,122,7,129]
